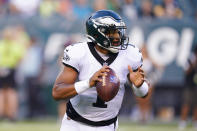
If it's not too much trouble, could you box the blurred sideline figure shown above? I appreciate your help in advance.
[20,37,44,118]
[179,46,197,130]
[73,0,92,20]
[0,27,26,121]
[121,0,138,20]
[134,45,163,123]
[138,0,155,19]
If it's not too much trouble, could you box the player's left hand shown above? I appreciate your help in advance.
[128,65,145,87]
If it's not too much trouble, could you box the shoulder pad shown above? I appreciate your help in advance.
[63,43,86,60]
[126,44,143,70]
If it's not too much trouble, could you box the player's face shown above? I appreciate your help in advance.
[106,29,121,47]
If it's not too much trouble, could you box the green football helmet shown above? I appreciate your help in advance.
[86,10,129,53]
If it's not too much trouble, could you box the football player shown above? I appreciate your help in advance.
[52,10,149,131]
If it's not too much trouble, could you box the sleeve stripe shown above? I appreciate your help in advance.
[62,62,79,74]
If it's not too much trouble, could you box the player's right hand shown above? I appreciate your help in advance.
[89,65,110,87]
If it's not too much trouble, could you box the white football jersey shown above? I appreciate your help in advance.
[62,42,142,122]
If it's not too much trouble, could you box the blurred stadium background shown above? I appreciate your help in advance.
[0,0,197,131]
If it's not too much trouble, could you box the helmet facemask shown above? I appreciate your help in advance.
[100,25,129,51]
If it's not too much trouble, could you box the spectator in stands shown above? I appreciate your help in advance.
[106,0,121,13]
[154,0,183,19]
[9,0,40,17]
[178,46,197,130]
[13,25,30,48]
[0,27,26,121]
[73,0,92,20]
[56,0,74,20]
[39,0,58,17]
[121,0,138,20]
[93,0,120,13]
[138,0,155,19]
[93,0,107,11]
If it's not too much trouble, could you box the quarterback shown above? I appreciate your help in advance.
[52,10,149,131]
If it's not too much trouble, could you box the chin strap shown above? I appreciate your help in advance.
[107,47,119,53]
[86,35,96,43]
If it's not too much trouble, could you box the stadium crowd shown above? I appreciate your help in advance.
[0,0,196,20]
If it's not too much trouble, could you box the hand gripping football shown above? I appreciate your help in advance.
[96,68,120,102]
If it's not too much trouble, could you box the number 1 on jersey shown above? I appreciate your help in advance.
[92,95,107,108]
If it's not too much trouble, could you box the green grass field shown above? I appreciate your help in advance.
[0,120,195,131]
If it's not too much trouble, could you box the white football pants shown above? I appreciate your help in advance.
[60,114,118,131]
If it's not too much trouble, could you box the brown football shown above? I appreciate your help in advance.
[96,68,120,102]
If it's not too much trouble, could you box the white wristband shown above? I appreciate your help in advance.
[74,79,90,94]
[132,82,149,97]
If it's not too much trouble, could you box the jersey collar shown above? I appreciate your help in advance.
[88,42,118,66]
